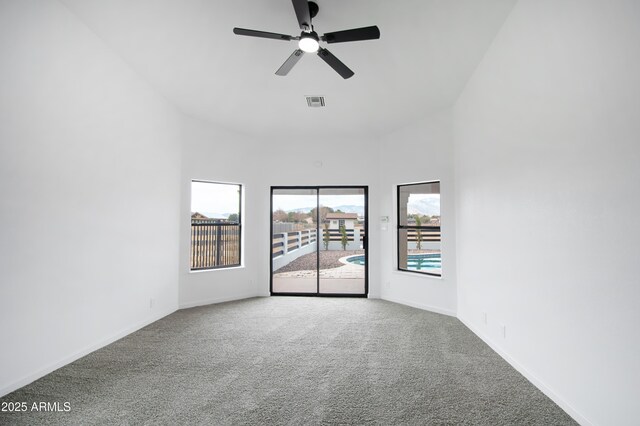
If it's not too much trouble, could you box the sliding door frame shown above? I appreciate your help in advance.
[270,185,368,298]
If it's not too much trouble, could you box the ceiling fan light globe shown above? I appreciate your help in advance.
[299,36,319,53]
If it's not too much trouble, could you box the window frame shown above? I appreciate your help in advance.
[190,180,243,271]
[396,180,441,277]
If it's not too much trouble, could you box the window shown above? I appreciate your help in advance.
[397,181,441,276]
[338,219,345,229]
[190,181,242,270]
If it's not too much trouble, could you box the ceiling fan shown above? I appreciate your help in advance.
[233,0,380,79]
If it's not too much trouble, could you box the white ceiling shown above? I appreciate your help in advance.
[60,0,516,138]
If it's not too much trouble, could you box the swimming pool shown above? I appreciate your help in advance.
[345,255,367,265]
[346,253,441,271]
[404,253,441,271]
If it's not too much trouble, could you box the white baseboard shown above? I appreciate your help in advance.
[382,295,457,317]
[0,307,176,398]
[458,315,592,426]
[4,296,588,425]
[178,293,258,309]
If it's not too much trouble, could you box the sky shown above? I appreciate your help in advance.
[191,183,365,217]
[191,181,240,216]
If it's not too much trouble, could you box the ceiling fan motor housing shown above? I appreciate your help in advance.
[301,31,319,41]
[308,2,319,19]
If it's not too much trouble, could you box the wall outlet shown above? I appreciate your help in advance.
[150,298,155,309]
[501,324,506,339]
[482,312,487,325]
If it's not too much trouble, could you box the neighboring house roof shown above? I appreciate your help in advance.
[191,212,230,222]
[326,213,358,220]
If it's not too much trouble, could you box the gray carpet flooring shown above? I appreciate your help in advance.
[0,297,576,425]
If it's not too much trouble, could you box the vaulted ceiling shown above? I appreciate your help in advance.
[61,0,516,138]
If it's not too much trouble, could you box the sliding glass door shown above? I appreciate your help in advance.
[271,188,318,294]
[270,186,367,297]
[318,188,366,294]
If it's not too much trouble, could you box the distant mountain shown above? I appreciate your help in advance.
[286,202,435,216]
[331,205,365,215]
[407,196,440,216]
[286,207,314,214]
[285,205,365,215]
[197,211,233,219]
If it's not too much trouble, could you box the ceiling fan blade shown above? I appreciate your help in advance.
[276,49,305,76]
[323,26,380,44]
[233,27,294,41]
[292,0,312,31]
[317,48,354,79]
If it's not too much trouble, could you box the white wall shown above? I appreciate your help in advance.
[178,124,381,303]
[453,1,640,424]
[178,117,260,307]
[0,0,182,396]
[379,111,457,315]
[252,136,382,298]
[5,2,637,423]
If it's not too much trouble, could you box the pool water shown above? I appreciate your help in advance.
[346,253,441,270]
[406,253,441,270]
[346,255,366,265]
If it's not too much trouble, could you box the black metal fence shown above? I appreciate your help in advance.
[190,222,241,270]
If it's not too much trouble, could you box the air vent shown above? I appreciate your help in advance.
[306,96,325,107]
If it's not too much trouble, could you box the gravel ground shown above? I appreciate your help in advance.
[274,250,364,273]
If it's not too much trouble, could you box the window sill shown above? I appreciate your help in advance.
[393,269,443,280]
[189,265,245,274]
